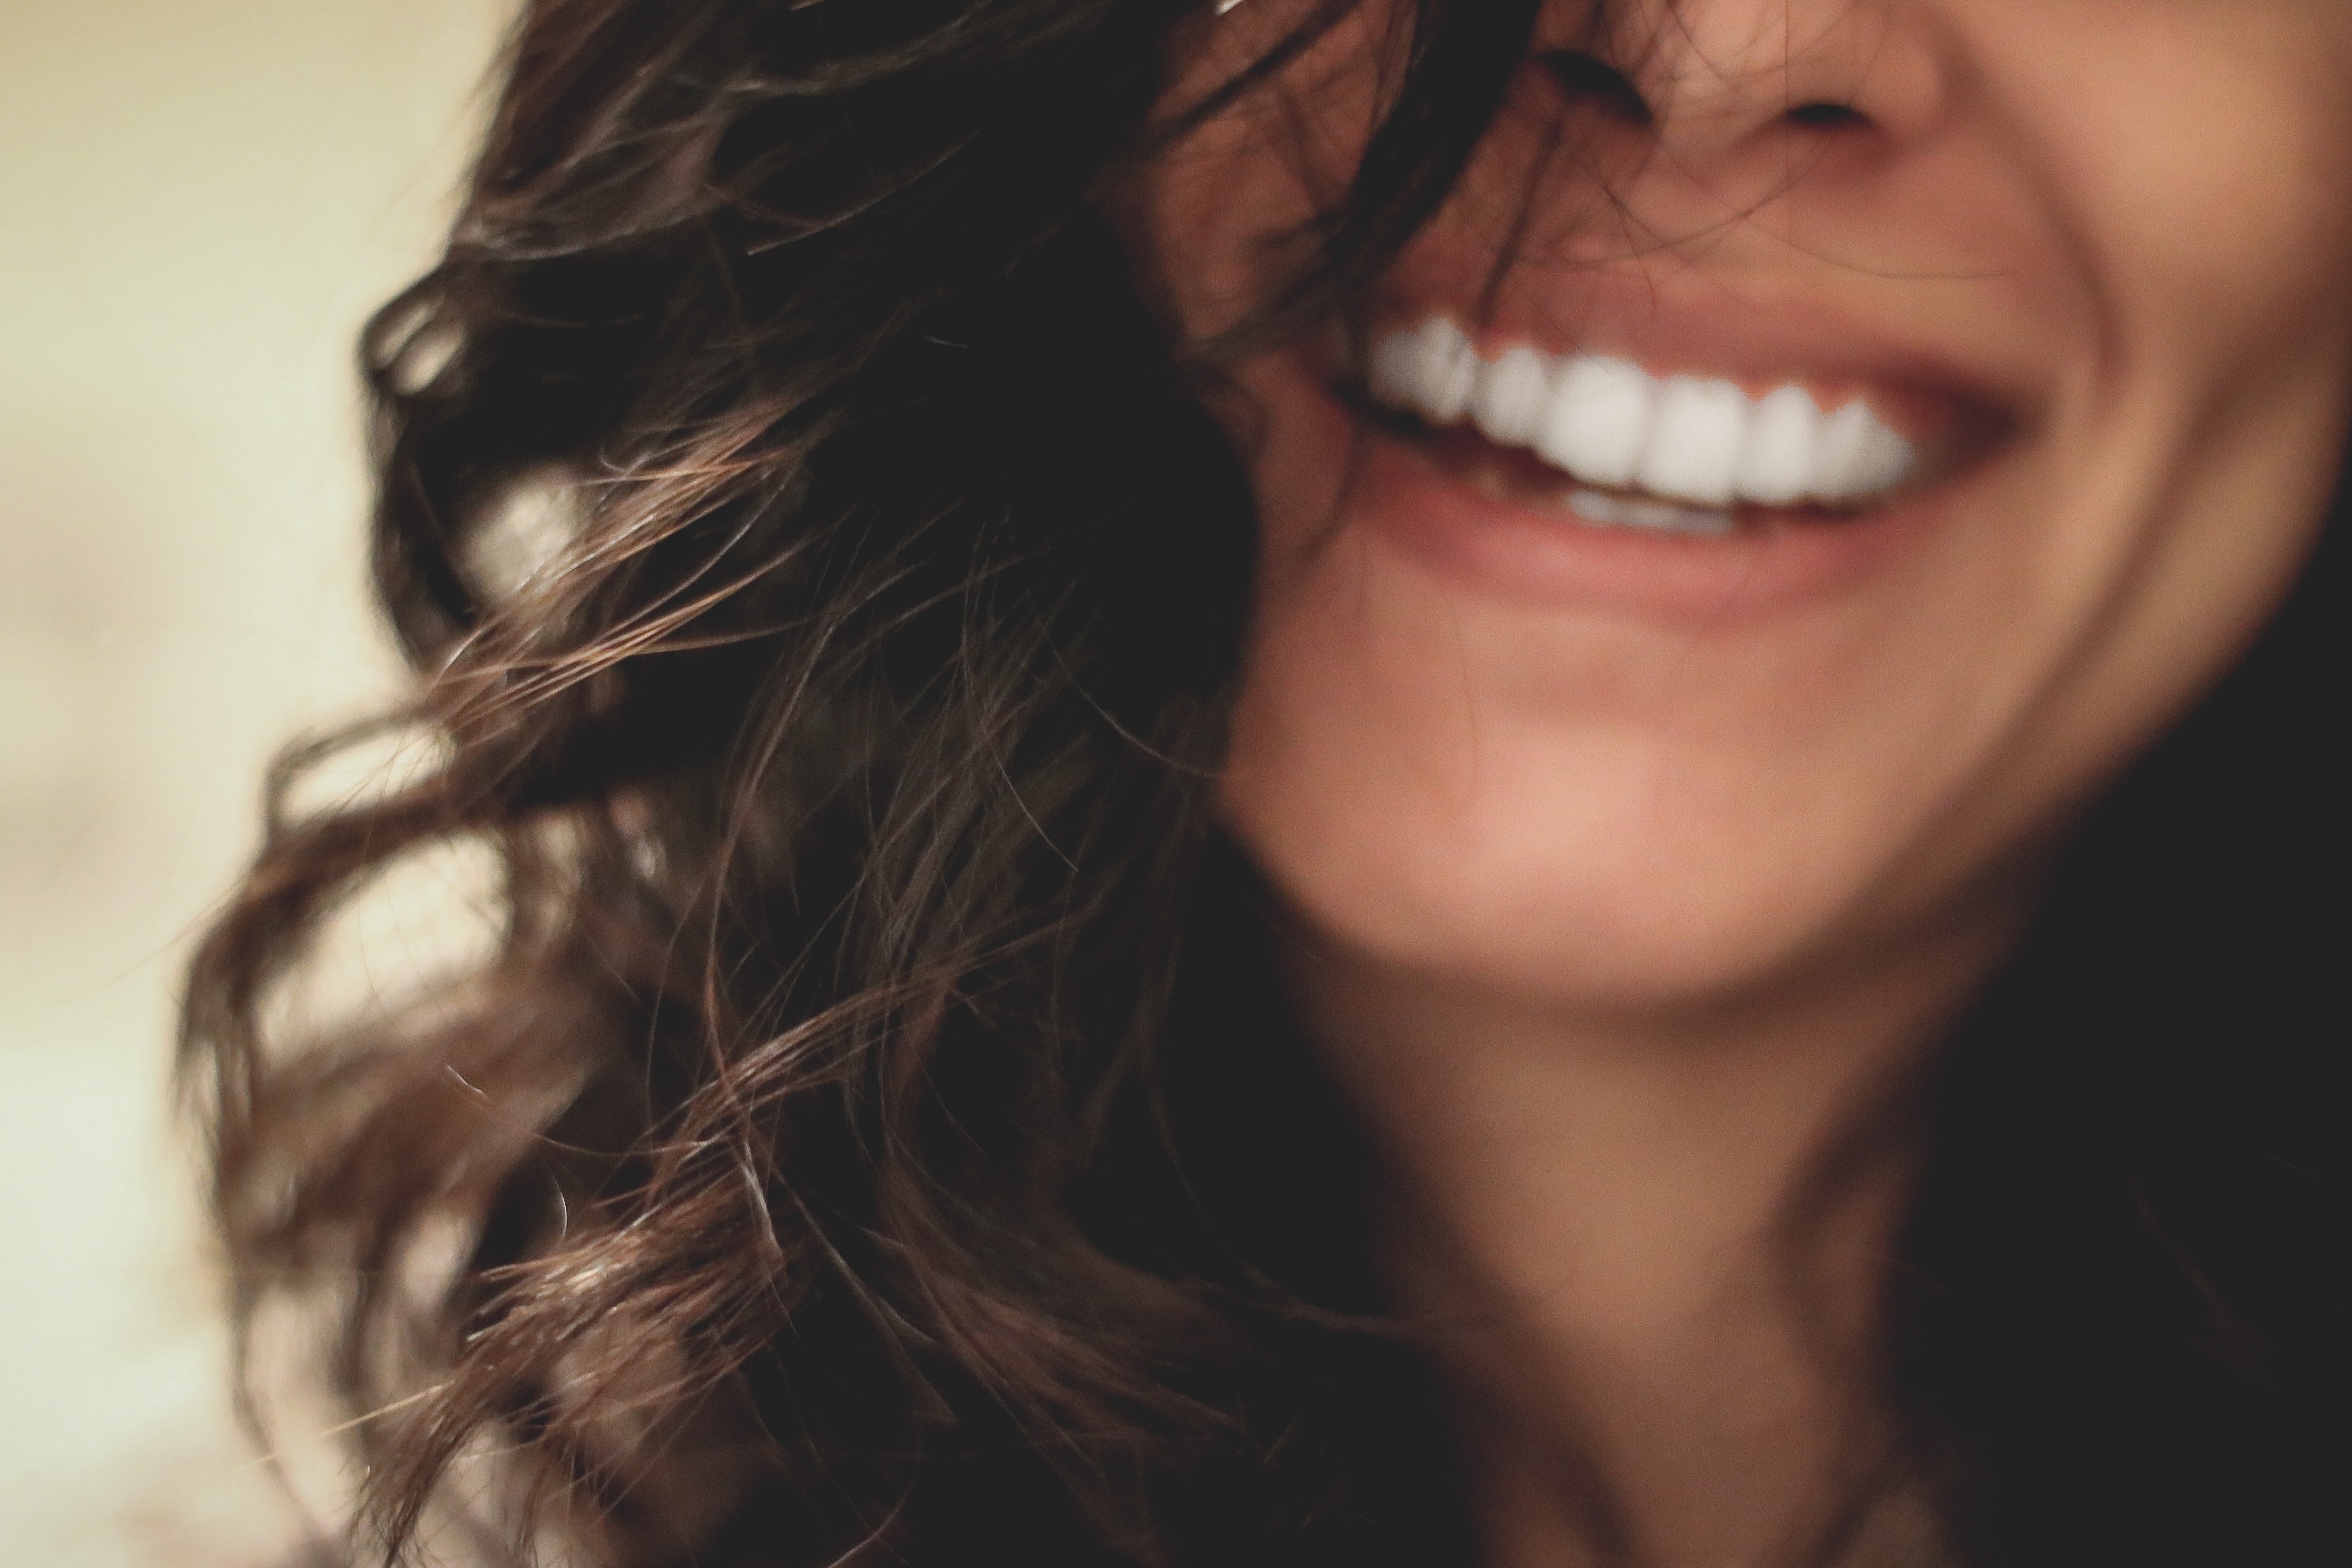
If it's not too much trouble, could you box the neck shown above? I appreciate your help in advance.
[1290,910,2017,1568]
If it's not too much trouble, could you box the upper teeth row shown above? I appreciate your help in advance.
[1367,318,1920,509]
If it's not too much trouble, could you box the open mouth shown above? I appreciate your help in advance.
[1359,316,1997,538]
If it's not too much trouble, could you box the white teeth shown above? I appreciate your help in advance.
[1370,315,1480,421]
[1568,488,1734,537]
[1812,398,1914,503]
[1366,327,1425,408]
[1814,401,1875,500]
[1368,316,1923,512]
[1412,316,1479,423]
[1736,384,1821,507]
[1639,376,1748,507]
[1470,344,1551,447]
[1536,356,1653,488]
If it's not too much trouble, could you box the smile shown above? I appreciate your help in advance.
[1365,315,1964,537]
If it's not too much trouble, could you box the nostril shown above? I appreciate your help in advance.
[1785,100,1869,131]
[1539,51,1654,127]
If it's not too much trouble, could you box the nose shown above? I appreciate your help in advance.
[1554,0,1947,172]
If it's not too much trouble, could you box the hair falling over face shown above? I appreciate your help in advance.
[180,2,2346,1566]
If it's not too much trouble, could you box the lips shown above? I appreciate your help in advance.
[1339,286,2020,546]
[1252,285,2029,617]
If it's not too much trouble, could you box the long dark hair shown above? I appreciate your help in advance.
[180,2,2345,1565]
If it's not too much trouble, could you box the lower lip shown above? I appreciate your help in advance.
[1344,409,1963,623]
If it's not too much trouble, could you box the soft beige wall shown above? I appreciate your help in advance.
[0,3,510,1559]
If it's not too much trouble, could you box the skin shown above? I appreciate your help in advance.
[1129,2,2352,1564]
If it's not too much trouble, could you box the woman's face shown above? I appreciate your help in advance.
[1133,0,2352,1004]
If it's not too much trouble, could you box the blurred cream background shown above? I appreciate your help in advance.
[2,3,510,1559]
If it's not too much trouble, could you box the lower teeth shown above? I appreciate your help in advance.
[1566,488,1735,537]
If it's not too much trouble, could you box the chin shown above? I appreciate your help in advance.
[1221,759,1900,1010]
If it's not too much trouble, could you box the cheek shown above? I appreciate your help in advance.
[1123,6,1394,344]
[1984,9,2352,402]
[1971,16,2352,804]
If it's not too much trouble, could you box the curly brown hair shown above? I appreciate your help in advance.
[180,2,2346,1566]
